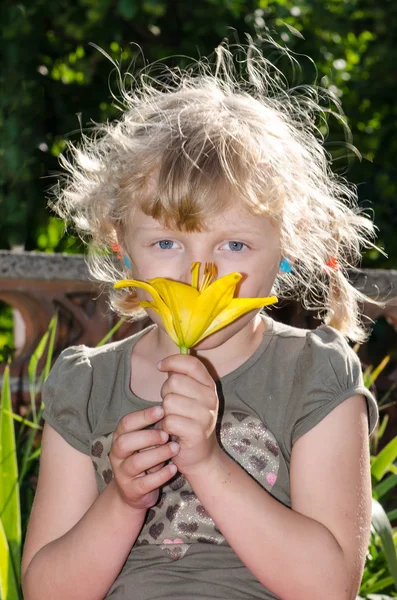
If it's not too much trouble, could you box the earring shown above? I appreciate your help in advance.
[279,257,293,273]
[324,256,339,271]
[123,256,132,269]
[110,241,122,259]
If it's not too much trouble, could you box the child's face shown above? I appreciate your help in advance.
[123,203,281,349]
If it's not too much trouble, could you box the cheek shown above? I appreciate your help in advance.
[237,258,280,297]
[129,256,156,281]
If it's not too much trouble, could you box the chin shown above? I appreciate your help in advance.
[193,311,262,352]
[193,335,224,352]
[193,322,243,352]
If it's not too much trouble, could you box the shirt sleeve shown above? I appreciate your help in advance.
[41,345,94,455]
[291,326,379,447]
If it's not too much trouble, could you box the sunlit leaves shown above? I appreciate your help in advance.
[1,0,397,262]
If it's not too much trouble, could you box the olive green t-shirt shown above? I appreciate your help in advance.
[42,315,378,599]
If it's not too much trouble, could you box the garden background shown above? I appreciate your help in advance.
[1,0,397,598]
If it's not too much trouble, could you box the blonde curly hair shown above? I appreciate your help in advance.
[50,36,379,343]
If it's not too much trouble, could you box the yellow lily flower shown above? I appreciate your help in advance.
[114,262,277,353]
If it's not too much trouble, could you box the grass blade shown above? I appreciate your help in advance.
[0,518,19,600]
[3,410,42,431]
[371,436,397,482]
[96,317,125,347]
[27,330,50,420]
[371,498,397,591]
[44,313,58,380]
[387,509,397,522]
[373,474,397,502]
[20,315,58,483]
[0,366,21,586]
[364,356,391,388]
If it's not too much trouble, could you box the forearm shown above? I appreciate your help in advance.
[22,480,146,600]
[187,451,350,600]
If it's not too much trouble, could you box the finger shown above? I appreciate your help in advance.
[162,393,211,421]
[161,373,207,403]
[130,463,178,496]
[153,419,164,431]
[112,428,169,459]
[146,462,165,474]
[113,406,164,444]
[123,442,179,477]
[158,354,215,388]
[151,420,177,443]
[162,414,207,443]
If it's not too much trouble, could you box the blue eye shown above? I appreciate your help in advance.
[227,241,245,252]
[157,240,175,250]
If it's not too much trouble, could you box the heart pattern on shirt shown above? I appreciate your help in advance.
[90,411,280,561]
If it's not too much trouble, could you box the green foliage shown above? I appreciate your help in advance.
[0,313,58,599]
[0,366,20,600]
[0,303,14,364]
[1,0,397,264]
[358,356,397,598]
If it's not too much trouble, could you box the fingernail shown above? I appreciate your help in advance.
[169,442,179,453]
[152,406,163,418]
[157,360,163,369]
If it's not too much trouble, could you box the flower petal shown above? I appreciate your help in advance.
[139,302,180,347]
[114,279,179,345]
[114,279,168,310]
[191,262,200,291]
[148,278,200,346]
[184,272,242,346]
[195,296,278,343]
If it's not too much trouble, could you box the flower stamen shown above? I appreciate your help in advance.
[199,262,217,292]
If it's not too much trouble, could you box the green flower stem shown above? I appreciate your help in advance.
[179,346,189,354]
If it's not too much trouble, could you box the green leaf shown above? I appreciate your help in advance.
[373,473,397,502]
[361,576,395,595]
[386,509,397,522]
[96,317,125,347]
[364,356,390,388]
[0,518,19,600]
[0,366,21,587]
[377,415,389,441]
[371,436,397,482]
[371,498,397,591]
[3,410,42,431]
[44,313,58,380]
[19,314,57,485]
[27,326,51,419]
[118,0,137,19]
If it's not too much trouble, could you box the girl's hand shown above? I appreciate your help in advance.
[109,406,179,510]
[157,354,221,477]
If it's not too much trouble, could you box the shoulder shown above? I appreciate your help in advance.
[65,332,139,361]
[270,317,360,370]
[297,324,366,395]
[267,318,379,440]
[41,325,155,449]
[51,323,155,373]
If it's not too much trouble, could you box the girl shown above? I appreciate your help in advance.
[22,39,379,600]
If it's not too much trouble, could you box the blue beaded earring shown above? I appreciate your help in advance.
[123,256,132,269]
[279,257,293,273]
